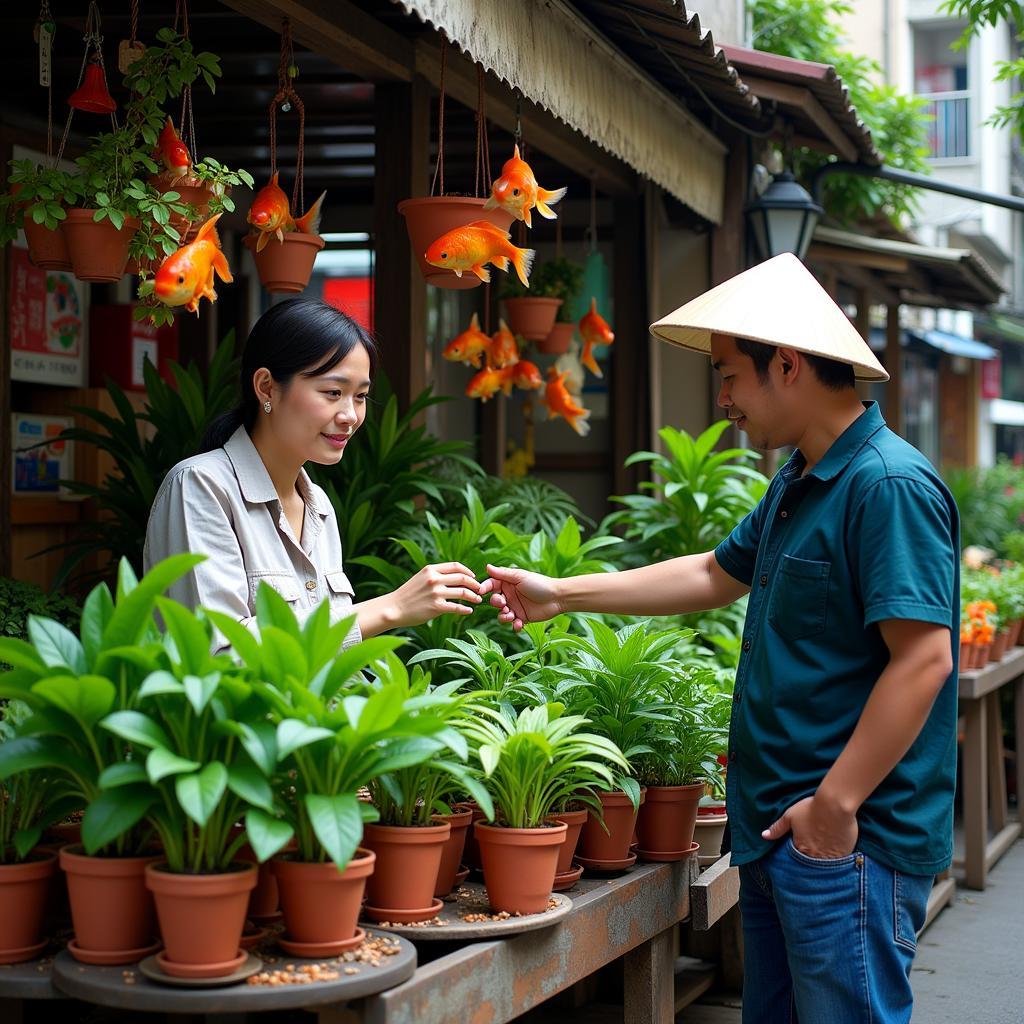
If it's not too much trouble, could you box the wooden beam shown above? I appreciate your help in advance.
[806,242,909,274]
[372,77,430,412]
[885,303,903,434]
[689,854,740,930]
[219,0,414,82]
[710,126,747,286]
[414,39,636,199]
[740,75,858,162]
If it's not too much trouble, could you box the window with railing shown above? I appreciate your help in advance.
[914,24,971,159]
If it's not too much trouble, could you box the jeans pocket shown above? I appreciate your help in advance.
[786,837,858,869]
[893,870,932,952]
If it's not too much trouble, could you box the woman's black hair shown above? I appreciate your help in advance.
[201,300,380,452]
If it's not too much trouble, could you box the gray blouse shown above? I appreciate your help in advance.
[143,426,361,652]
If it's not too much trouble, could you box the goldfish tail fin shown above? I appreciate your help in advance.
[581,349,603,377]
[255,230,269,253]
[570,411,592,437]
[538,186,567,207]
[493,255,510,272]
[471,264,492,283]
[511,247,535,288]
[294,190,327,236]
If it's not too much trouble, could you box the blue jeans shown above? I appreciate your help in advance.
[739,838,932,1024]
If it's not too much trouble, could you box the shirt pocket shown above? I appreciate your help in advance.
[768,555,831,641]
[325,570,355,602]
[248,571,302,607]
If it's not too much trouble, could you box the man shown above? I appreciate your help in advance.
[483,253,959,1024]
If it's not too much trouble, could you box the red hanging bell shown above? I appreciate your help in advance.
[68,56,117,114]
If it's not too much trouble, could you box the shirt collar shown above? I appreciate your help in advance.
[223,426,330,517]
[785,402,886,483]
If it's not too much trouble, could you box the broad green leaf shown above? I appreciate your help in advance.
[305,792,363,870]
[0,638,46,673]
[227,759,274,813]
[14,826,43,860]
[80,583,114,669]
[243,808,293,863]
[101,710,173,750]
[183,673,219,715]
[27,616,86,674]
[156,598,212,675]
[175,762,228,827]
[276,720,333,761]
[139,671,185,698]
[82,786,153,853]
[147,747,201,784]
[32,674,116,729]
[98,762,148,788]
[0,735,90,781]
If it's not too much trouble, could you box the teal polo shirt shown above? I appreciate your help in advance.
[714,402,959,876]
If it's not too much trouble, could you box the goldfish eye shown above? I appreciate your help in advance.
[440,252,448,260]
[512,188,519,196]
[177,275,185,284]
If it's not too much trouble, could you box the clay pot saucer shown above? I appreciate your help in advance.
[140,951,262,988]
[634,841,700,864]
[0,939,48,965]
[277,927,365,958]
[453,865,470,886]
[362,898,443,924]
[576,852,637,872]
[67,938,161,965]
[156,948,247,979]
[552,863,584,891]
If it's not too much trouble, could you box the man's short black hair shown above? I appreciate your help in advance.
[735,337,855,392]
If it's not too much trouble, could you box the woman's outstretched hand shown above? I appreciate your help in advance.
[480,564,563,631]
[391,562,484,627]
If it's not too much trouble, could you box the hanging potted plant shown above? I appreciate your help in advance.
[0,164,78,271]
[634,674,731,862]
[361,665,492,923]
[499,263,562,342]
[0,555,210,966]
[460,703,629,914]
[535,257,584,354]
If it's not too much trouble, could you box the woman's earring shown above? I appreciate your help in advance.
[263,401,272,414]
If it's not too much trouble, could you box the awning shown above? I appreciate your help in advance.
[392,0,731,223]
[979,313,1024,345]
[720,45,880,165]
[808,225,1005,310]
[868,327,998,360]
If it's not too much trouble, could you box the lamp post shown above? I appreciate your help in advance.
[744,170,822,262]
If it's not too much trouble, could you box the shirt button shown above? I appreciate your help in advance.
[305,581,317,591]
[759,574,768,586]
[742,639,751,652]
[780,510,789,519]
[733,692,742,704]
[728,751,738,764]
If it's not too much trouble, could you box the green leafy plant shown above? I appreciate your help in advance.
[309,380,479,591]
[0,163,78,244]
[490,516,622,578]
[497,256,584,314]
[0,578,80,641]
[459,702,629,828]
[188,158,255,216]
[0,555,204,860]
[43,331,240,587]
[604,420,768,567]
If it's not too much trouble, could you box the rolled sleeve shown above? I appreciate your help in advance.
[851,477,958,628]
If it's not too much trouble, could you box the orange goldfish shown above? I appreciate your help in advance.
[488,318,520,368]
[425,221,534,286]
[578,297,615,378]
[157,116,191,177]
[484,144,567,228]
[510,359,543,391]
[442,313,492,369]
[466,365,515,403]
[542,368,591,436]
[246,172,326,252]
[152,214,233,315]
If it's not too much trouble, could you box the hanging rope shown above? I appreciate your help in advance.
[172,0,199,164]
[473,63,491,199]
[268,18,305,211]
[38,0,55,161]
[129,0,139,45]
[430,35,447,197]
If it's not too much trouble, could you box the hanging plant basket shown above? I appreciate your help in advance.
[149,171,223,244]
[537,320,574,355]
[23,218,72,272]
[62,209,138,283]
[398,197,513,291]
[244,231,325,293]
[503,297,562,342]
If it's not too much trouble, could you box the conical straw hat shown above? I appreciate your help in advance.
[650,252,889,382]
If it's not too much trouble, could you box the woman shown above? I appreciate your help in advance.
[144,300,483,649]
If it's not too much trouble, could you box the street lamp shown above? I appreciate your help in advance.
[744,170,823,262]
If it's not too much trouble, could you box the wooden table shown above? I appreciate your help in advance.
[956,645,1024,890]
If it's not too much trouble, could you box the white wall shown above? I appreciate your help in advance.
[686,0,747,46]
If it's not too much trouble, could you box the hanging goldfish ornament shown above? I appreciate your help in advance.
[466,365,515,403]
[442,313,492,369]
[578,297,615,378]
[425,221,534,286]
[510,360,543,391]
[484,145,567,228]
[152,214,233,315]
[157,116,192,178]
[247,172,326,252]
[488,318,520,369]
[541,367,591,436]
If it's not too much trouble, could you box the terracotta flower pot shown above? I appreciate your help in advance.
[232,831,280,920]
[23,219,72,272]
[553,808,589,875]
[433,806,474,898]
[461,803,488,872]
[244,231,325,293]
[145,862,256,977]
[694,813,728,862]
[503,297,562,342]
[362,822,450,922]
[973,642,992,669]
[578,789,646,865]
[1010,618,1023,647]
[992,629,1011,662]
[273,848,375,953]
[0,851,57,963]
[537,320,575,355]
[149,173,222,243]
[475,821,567,914]
[59,845,161,964]
[62,209,138,283]
[43,821,82,846]
[397,196,514,290]
[635,783,704,860]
